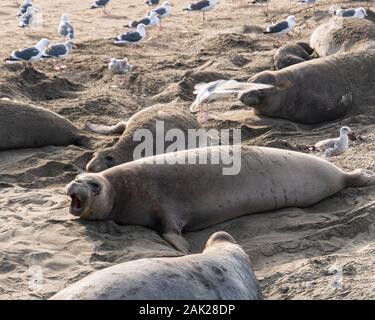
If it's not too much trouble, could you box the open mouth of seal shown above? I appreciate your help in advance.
[69,194,84,216]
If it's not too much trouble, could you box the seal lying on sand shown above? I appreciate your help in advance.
[0,100,88,150]
[49,231,262,300]
[65,145,375,252]
[273,42,315,70]
[310,18,375,57]
[239,50,375,124]
[86,105,202,172]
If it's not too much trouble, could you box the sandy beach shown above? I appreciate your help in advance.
[0,0,374,299]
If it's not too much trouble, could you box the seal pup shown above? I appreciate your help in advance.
[66,145,375,252]
[85,105,202,172]
[49,232,262,300]
[273,42,315,70]
[314,126,354,157]
[0,100,89,150]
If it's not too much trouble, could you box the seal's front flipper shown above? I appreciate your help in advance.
[162,232,190,254]
[346,169,375,187]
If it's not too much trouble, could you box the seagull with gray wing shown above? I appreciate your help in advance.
[17,0,32,16]
[264,15,296,36]
[6,38,49,65]
[58,14,74,40]
[183,0,217,22]
[314,126,355,157]
[191,80,274,123]
[42,41,73,70]
[91,0,112,14]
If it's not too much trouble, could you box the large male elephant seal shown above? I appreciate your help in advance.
[310,18,375,57]
[240,50,375,124]
[49,232,262,300]
[273,42,315,70]
[86,105,202,172]
[0,100,89,150]
[65,145,375,252]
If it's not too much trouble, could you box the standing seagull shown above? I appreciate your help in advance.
[334,7,367,19]
[183,0,217,22]
[314,126,354,157]
[127,11,159,28]
[42,41,73,70]
[19,6,34,29]
[152,1,172,29]
[90,0,112,14]
[264,15,296,36]
[6,38,50,65]
[17,0,32,16]
[58,14,74,40]
[114,24,146,45]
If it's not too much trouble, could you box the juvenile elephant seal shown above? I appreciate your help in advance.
[240,50,375,124]
[49,231,262,300]
[0,100,89,150]
[86,105,201,172]
[274,42,315,70]
[310,18,375,57]
[65,145,375,252]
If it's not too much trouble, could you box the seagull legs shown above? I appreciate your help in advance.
[198,103,209,124]
[202,12,206,22]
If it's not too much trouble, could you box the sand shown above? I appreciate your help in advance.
[0,0,374,299]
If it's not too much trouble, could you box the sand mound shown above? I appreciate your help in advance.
[0,66,83,101]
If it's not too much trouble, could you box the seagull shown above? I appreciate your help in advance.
[114,24,146,45]
[152,1,172,29]
[298,0,316,4]
[314,126,355,157]
[190,80,274,123]
[264,15,296,36]
[334,7,367,19]
[128,11,159,28]
[58,14,74,40]
[6,38,49,65]
[90,0,111,14]
[19,5,34,29]
[108,57,133,74]
[17,0,32,16]
[183,0,217,22]
[42,41,73,70]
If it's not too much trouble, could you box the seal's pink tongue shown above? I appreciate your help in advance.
[71,195,82,210]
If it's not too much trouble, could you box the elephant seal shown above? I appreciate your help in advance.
[49,231,262,300]
[86,105,202,172]
[0,100,89,150]
[240,50,375,124]
[310,18,375,57]
[274,42,315,70]
[65,145,375,252]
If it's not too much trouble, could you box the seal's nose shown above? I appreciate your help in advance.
[65,181,79,195]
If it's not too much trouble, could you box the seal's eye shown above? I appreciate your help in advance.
[87,180,101,194]
[104,155,115,164]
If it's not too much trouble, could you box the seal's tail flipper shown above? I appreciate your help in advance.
[85,121,127,135]
[345,169,375,187]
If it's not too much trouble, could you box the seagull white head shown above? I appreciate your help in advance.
[62,14,69,22]
[25,0,33,4]
[287,15,296,26]
[26,6,34,13]
[137,23,146,32]
[340,126,352,136]
[149,11,158,18]
[36,38,50,50]
[358,7,367,17]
